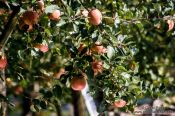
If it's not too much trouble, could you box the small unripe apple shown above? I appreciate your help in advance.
[34,44,49,53]
[113,100,126,108]
[0,56,7,69]
[48,10,61,21]
[88,9,102,25]
[70,76,86,91]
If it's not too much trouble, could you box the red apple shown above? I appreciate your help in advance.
[53,68,65,79]
[37,0,45,11]
[92,60,103,76]
[34,44,49,53]
[0,56,7,69]
[91,42,107,54]
[70,76,86,91]
[167,20,174,31]
[14,86,23,95]
[49,10,61,21]
[114,99,126,108]
[78,43,92,55]
[0,9,5,15]
[19,11,39,31]
[88,9,102,25]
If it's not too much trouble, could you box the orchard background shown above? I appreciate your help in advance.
[0,0,175,116]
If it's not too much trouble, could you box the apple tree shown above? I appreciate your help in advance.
[0,0,175,115]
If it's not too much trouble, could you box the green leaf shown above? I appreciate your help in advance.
[107,46,115,59]
[44,91,53,98]
[66,5,74,16]
[53,85,62,98]
[40,100,47,109]
[32,99,40,105]
[30,104,40,112]
[116,66,127,72]
[82,55,93,62]
[85,66,94,79]
[45,5,59,14]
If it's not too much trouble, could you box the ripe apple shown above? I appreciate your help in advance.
[88,9,102,25]
[113,99,126,108]
[167,20,174,31]
[91,60,103,76]
[0,56,7,69]
[34,44,49,53]
[37,0,44,11]
[0,9,5,15]
[48,10,61,21]
[78,43,91,55]
[70,76,86,91]
[14,86,23,95]
[91,42,107,54]
[53,68,65,79]
[19,11,39,31]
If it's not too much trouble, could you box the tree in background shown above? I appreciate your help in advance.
[0,0,175,115]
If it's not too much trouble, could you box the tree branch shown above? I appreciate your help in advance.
[0,3,20,49]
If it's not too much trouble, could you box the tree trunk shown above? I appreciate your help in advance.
[0,3,20,115]
[72,90,86,116]
[0,70,7,116]
[54,102,62,116]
